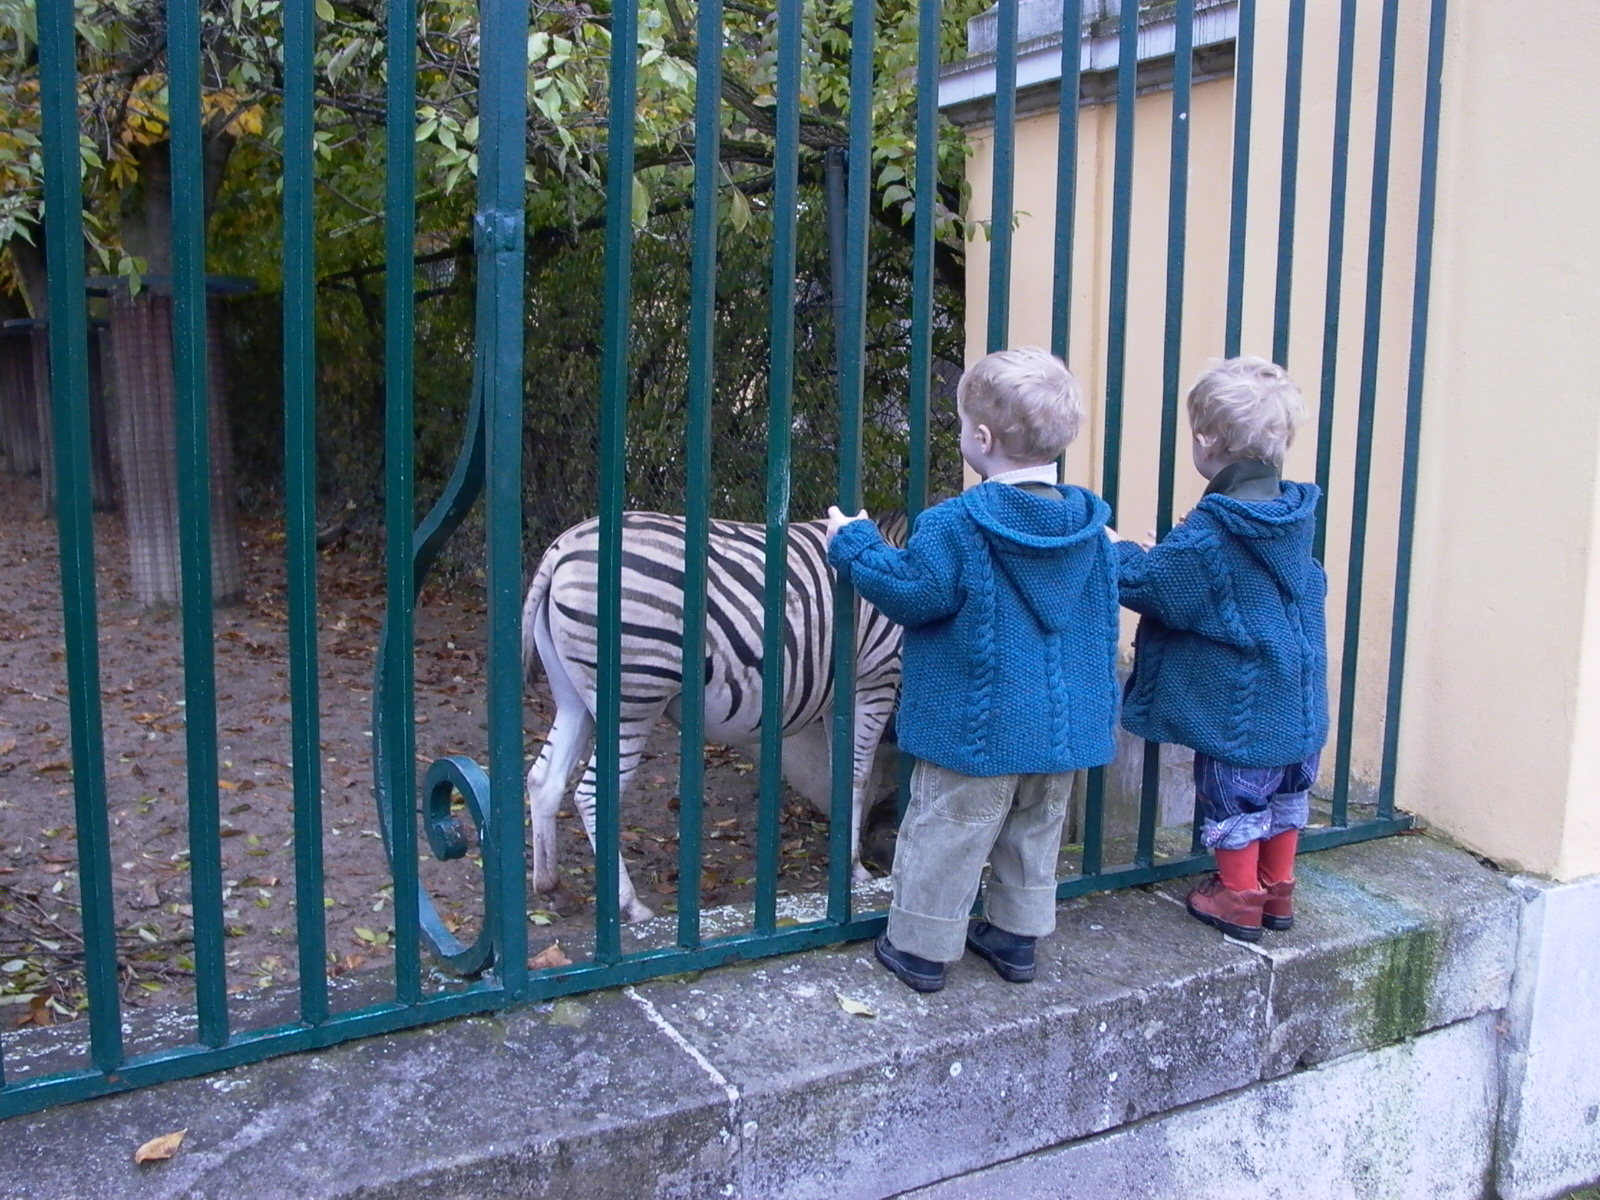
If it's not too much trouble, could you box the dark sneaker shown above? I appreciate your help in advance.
[1260,879,1295,931]
[1185,875,1268,942]
[874,935,945,993]
[966,920,1036,983]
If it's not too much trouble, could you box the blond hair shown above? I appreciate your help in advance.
[1186,357,1307,466]
[956,347,1084,462]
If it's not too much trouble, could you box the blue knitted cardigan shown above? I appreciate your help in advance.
[1115,481,1329,768]
[828,482,1120,777]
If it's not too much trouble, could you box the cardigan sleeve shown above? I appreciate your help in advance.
[1113,531,1221,634]
[828,510,964,628]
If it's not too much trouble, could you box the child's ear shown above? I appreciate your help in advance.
[976,423,994,453]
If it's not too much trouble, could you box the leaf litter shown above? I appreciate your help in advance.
[0,475,855,1020]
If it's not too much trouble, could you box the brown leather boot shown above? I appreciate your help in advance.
[1260,879,1295,931]
[1186,875,1267,942]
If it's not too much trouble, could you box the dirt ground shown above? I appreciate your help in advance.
[0,472,879,1029]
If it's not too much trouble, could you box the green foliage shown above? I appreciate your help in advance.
[226,184,964,566]
[6,0,981,555]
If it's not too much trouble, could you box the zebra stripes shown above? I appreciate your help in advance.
[522,510,908,923]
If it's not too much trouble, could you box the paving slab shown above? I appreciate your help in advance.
[1150,834,1518,1076]
[0,989,733,1200]
[900,1012,1502,1200]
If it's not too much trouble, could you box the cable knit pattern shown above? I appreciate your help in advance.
[828,482,1120,777]
[1115,480,1329,768]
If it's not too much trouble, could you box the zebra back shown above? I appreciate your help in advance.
[524,510,909,737]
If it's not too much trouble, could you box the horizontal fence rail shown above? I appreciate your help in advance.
[0,0,1444,1116]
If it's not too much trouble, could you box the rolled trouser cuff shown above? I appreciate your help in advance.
[887,904,971,963]
[1201,808,1273,850]
[1267,790,1310,838]
[983,881,1058,938]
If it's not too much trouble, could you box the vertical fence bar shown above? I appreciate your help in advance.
[1156,1,1192,551]
[1271,0,1306,367]
[829,0,874,924]
[283,0,327,1027]
[1137,0,1195,867]
[755,0,800,937]
[1312,0,1358,562]
[1081,0,1137,879]
[1135,744,1160,866]
[1049,0,1082,362]
[1100,0,1138,520]
[482,0,531,995]
[1222,0,1256,358]
[36,0,122,1074]
[1379,0,1447,822]
[677,0,724,950]
[895,0,941,825]
[1331,0,1400,825]
[986,0,1018,353]
[383,0,423,1001]
[596,0,639,963]
[907,0,940,525]
[168,0,229,1046]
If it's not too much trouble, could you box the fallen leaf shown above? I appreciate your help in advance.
[11,996,45,1027]
[836,992,876,1018]
[0,739,16,756]
[133,1131,187,1164]
[529,941,572,970]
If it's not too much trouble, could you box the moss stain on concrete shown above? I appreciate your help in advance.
[1365,926,1440,1046]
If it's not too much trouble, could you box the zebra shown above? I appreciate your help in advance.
[522,509,909,923]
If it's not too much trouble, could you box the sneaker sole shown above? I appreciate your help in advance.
[965,937,1035,983]
[1262,913,1294,932]
[1186,898,1265,942]
[874,938,945,993]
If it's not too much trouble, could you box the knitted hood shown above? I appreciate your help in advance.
[1198,480,1322,598]
[959,482,1112,632]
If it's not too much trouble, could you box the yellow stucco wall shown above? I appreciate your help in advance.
[1398,0,1600,879]
[955,0,1600,878]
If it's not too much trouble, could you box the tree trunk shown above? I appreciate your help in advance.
[109,289,242,605]
[0,323,41,477]
[104,135,242,605]
[29,322,118,513]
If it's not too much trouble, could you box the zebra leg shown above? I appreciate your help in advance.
[570,729,659,924]
[526,702,594,895]
[527,591,596,895]
[848,684,901,886]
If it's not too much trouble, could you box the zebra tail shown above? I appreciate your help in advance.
[521,545,561,686]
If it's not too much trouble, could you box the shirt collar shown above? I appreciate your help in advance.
[1204,459,1282,501]
[986,464,1060,487]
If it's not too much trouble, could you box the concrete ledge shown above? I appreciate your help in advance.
[1496,871,1600,1200]
[901,1013,1503,1200]
[0,837,1521,1199]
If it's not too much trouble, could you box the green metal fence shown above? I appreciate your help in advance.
[1,0,1446,1116]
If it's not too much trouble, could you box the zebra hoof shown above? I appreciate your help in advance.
[623,899,656,924]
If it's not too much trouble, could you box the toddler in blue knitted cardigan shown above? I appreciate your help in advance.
[825,348,1121,992]
[1113,357,1329,942]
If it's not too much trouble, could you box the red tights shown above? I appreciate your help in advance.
[1214,830,1299,892]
